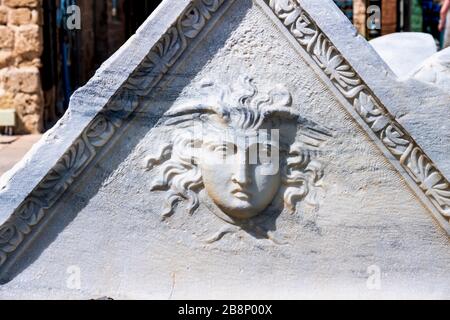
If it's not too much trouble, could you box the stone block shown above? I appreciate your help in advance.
[0,51,13,69]
[412,47,450,92]
[0,6,8,25]
[3,67,41,93]
[13,24,42,59]
[8,8,32,25]
[14,92,41,116]
[0,26,14,49]
[30,8,42,25]
[0,90,14,109]
[14,91,42,133]
[0,0,448,300]
[370,32,437,78]
[3,0,40,9]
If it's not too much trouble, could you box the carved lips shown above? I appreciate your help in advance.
[231,188,252,201]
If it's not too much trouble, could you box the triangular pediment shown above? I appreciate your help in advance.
[0,0,449,299]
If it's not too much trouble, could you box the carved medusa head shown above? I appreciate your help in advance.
[146,76,330,225]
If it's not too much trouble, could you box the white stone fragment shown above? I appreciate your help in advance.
[412,47,450,92]
[369,32,437,78]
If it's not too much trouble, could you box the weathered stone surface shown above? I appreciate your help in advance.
[381,0,397,35]
[16,112,42,133]
[0,51,13,69]
[14,24,42,59]
[0,65,42,133]
[412,47,450,92]
[14,92,41,117]
[370,32,437,78]
[2,66,40,93]
[0,0,449,300]
[3,0,40,9]
[0,26,14,49]
[30,8,41,25]
[8,8,32,25]
[0,6,8,25]
[0,89,14,109]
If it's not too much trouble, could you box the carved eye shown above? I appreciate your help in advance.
[213,143,237,156]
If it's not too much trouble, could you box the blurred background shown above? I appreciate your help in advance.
[0,0,447,136]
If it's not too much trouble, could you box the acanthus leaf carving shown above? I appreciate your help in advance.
[404,148,450,217]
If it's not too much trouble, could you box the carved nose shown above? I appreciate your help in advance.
[232,164,251,186]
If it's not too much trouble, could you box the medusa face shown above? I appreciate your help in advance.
[147,76,328,226]
[198,124,282,220]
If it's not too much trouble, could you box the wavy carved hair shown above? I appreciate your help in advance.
[146,76,330,219]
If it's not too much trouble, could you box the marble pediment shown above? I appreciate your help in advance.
[0,0,449,299]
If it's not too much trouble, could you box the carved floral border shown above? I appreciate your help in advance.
[265,0,450,228]
[0,0,227,280]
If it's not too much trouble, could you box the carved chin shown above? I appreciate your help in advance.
[216,201,263,220]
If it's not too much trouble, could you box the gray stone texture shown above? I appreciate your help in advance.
[0,0,448,299]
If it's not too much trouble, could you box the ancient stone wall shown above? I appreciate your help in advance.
[0,0,43,134]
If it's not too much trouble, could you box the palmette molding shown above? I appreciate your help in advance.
[0,0,449,282]
[263,0,450,229]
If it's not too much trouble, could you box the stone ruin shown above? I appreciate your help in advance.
[0,0,449,299]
